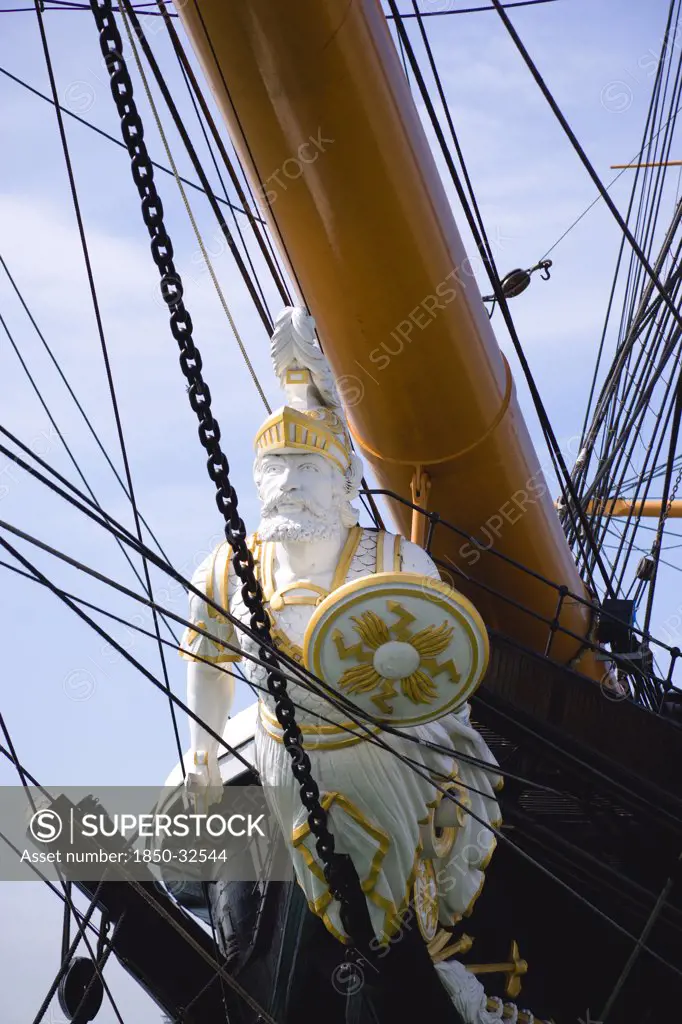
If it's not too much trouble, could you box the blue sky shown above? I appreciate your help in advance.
[0,0,678,1020]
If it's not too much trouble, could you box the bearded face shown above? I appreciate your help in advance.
[255,452,348,541]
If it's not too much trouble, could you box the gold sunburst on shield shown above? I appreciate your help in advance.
[303,572,489,727]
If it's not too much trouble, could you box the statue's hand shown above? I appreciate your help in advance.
[183,750,223,812]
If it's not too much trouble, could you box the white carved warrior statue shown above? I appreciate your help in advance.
[181,307,504,1017]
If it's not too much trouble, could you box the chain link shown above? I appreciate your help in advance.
[650,464,682,561]
[664,465,682,519]
[89,0,371,952]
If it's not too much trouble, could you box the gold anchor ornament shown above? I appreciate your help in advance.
[467,940,529,999]
[303,572,489,727]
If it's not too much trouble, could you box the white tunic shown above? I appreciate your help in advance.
[181,528,501,946]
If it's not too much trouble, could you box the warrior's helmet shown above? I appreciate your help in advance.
[254,307,362,501]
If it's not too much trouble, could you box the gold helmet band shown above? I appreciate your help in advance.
[254,405,352,475]
[254,367,353,474]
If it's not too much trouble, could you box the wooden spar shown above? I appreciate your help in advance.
[584,498,682,518]
[611,160,682,169]
[174,0,598,674]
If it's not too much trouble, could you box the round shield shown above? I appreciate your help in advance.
[303,572,489,727]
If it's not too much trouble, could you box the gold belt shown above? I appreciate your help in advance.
[258,701,379,751]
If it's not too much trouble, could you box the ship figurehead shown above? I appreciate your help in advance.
[253,304,364,543]
[183,306,509,1022]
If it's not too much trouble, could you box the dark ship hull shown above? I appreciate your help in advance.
[74,635,682,1023]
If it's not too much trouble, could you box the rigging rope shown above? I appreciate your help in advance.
[4,429,682,983]
[4,705,682,995]
[32,0,185,773]
[118,2,272,412]
[0,519,261,771]
[6,4,679,1011]
[173,54,273,322]
[0,303,180,637]
[0,439,677,821]
[1,549,579,805]
[569,3,682,613]
[1,0,565,16]
[120,18,252,974]
[388,0,615,599]
[577,1,682,453]
[6,0,679,1003]
[0,708,124,1024]
[538,97,682,268]
[0,66,255,219]
[3,405,675,727]
[124,0,288,330]
[511,0,682,623]
[0,251,175,567]
[154,0,384,534]
[598,853,682,1023]
[0,473,569,798]
[384,0,564,14]
[154,0,292,308]
[88,0,376,958]
[3,405,673,819]
[491,0,682,342]
[0,738,278,1023]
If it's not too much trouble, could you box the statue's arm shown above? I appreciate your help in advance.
[181,548,241,782]
[186,662,234,775]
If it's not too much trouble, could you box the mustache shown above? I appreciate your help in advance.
[260,494,329,518]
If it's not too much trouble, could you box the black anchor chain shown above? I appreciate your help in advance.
[88,0,372,954]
